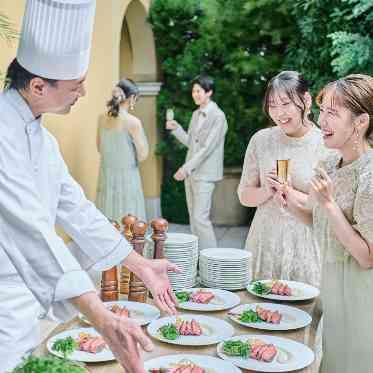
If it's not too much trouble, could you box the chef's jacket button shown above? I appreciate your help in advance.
[34,166,38,172]
[38,312,47,319]
[195,139,199,143]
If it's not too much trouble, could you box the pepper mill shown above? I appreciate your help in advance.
[120,214,138,295]
[151,218,168,259]
[100,219,120,302]
[128,220,148,303]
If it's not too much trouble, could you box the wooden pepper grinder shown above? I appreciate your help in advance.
[151,218,168,259]
[128,220,148,303]
[120,214,138,295]
[100,219,120,302]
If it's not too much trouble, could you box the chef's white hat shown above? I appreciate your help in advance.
[17,0,96,80]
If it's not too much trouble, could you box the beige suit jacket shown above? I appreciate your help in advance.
[172,101,227,181]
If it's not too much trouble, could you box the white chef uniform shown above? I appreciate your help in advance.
[0,0,133,370]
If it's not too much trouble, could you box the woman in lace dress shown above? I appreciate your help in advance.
[280,74,373,373]
[238,71,325,287]
[96,79,148,223]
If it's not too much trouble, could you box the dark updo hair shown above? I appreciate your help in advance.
[107,78,139,117]
[4,58,57,90]
[263,71,314,126]
[316,74,373,145]
[191,75,214,94]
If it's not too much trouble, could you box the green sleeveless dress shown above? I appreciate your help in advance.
[95,125,146,223]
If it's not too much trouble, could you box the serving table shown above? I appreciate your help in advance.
[34,290,322,373]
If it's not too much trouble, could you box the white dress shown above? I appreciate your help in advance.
[238,126,325,287]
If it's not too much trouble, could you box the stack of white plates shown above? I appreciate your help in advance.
[199,248,252,290]
[146,233,199,290]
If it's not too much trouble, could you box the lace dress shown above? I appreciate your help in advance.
[314,150,373,373]
[238,126,325,287]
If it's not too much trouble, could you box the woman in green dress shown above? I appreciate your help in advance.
[96,79,148,223]
[273,74,373,373]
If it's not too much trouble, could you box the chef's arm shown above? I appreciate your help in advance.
[0,137,97,320]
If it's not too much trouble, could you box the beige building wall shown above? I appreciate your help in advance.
[0,0,162,226]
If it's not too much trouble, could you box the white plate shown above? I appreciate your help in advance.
[217,334,314,372]
[47,327,114,363]
[200,248,251,261]
[176,288,241,312]
[228,303,312,331]
[145,354,242,373]
[164,233,198,245]
[200,281,249,291]
[147,314,234,346]
[247,280,320,301]
[79,301,160,326]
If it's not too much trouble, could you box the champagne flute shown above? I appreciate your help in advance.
[166,108,174,121]
[276,159,290,184]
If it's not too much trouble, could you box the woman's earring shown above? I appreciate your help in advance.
[354,129,359,152]
[130,97,135,111]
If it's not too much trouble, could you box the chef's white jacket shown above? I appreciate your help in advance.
[0,89,132,370]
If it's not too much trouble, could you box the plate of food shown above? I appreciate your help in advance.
[228,303,312,331]
[217,335,314,372]
[47,327,114,363]
[247,280,320,301]
[175,288,240,311]
[147,314,234,346]
[145,354,242,373]
[79,300,160,326]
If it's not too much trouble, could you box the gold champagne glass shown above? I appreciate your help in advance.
[277,159,290,184]
[166,108,174,121]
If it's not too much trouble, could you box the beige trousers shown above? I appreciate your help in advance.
[185,178,217,251]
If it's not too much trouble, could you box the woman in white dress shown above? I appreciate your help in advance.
[278,74,373,373]
[238,71,325,287]
[96,79,148,223]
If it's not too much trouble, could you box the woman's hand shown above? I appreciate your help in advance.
[266,168,281,197]
[309,167,335,209]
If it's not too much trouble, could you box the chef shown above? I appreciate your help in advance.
[0,1,177,372]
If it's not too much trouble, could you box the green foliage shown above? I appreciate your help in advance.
[0,12,18,82]
[149,0,295,223]
[286,0,373,91]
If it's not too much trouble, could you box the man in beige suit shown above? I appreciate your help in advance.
[166,76,228,250]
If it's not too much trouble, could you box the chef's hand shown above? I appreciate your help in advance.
[72,293,152,373]
[124,251,180,315]
[309,167,334,209]
[100,311,152,373]
[174,167,187,181]
[166,120,178,130]
[140,259,180,315]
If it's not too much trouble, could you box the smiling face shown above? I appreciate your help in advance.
[317,87,357,150]
[192,83,212,107]
[267,90,311,137]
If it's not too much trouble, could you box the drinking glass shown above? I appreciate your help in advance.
[166,108,174,121]
[276,159,290,184]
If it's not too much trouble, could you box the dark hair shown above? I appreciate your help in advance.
[263,71,313,126]
[316,74,373,144]
[191,75,214,94]
[107,78,139,117]
[4,58,57,90]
